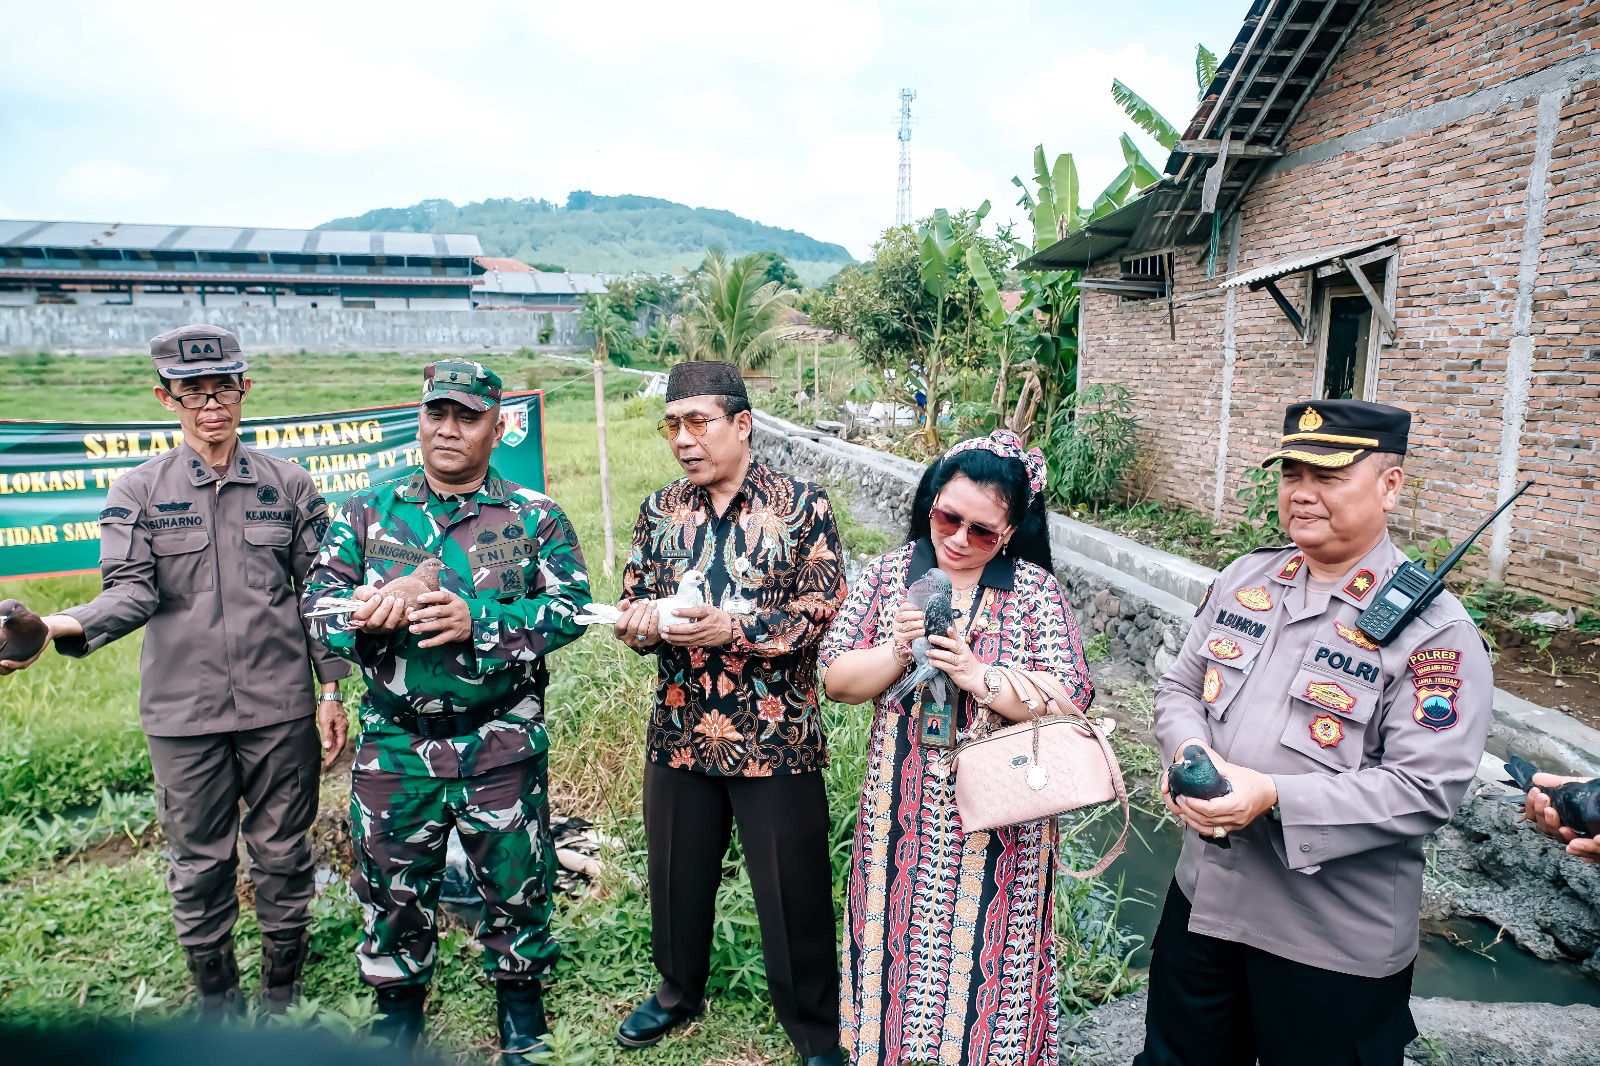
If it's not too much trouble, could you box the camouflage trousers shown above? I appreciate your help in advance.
[350,754,558,988]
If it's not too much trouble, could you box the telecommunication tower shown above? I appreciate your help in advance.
[895,88,916,227]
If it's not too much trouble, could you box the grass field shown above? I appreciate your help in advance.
[0,352,1143,1062]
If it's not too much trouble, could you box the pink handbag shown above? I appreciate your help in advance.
[950,668,1129,878]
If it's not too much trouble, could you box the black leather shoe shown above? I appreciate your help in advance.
[184,938,242,1021]
[371,983,429,1050]
[801,1049,846,1066]
[260,927,310,1015]
[615,994,704,1049]
[497,978,550,1065]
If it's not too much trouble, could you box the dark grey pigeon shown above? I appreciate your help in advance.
[1503,754,1600,838]
[887,569,955,712]
[0,599,49,665]
[1168,744,1233,849]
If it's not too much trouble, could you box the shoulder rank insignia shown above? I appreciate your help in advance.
[1344,569,1377,600]
[1202,665,1222,704]
[1194,581,1215,618]
[1413,684,1460,732]
[1304,680,1356,713]
[1310,713,1345,748]
[1277,554,1305,581]
[1235,585,1274,611]
[1207,637,1244,660]
[1334,621,1379,651]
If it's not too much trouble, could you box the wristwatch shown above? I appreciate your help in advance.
[974,666,1004,707]
[320,691,344,703]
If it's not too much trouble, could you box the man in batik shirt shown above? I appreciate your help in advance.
[611,361,847,1065]
[302,360,589,1064]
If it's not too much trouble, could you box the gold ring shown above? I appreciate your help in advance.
[1212,826,1227,840]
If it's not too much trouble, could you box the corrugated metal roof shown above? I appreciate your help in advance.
[0,267,480,287]
[1219,235,1393,289]
[0,219,483,258]
[1016,195,1158,271]
[476,270,610,295]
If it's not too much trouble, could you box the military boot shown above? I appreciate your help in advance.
[371,983,429,1051]
[260,927,310,1014]
[184,937,242,1021]
[496,978,550,1065]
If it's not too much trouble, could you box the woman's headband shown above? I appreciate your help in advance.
[943,429,1047,502]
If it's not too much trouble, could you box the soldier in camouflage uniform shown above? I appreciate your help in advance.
[301,360,589,1063]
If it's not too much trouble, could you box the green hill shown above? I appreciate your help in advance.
[318,192,854,286]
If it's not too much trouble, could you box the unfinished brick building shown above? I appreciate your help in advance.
[1024,0,1599,608]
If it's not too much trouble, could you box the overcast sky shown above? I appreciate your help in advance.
[1,0,1245,262]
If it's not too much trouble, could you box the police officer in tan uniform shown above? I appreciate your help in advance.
[0,325,350,1017]
[1136,401,1493,1066]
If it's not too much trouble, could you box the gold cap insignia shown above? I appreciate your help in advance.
[1298,407,1324,432]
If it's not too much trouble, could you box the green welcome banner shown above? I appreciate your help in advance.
[0,391,545,582]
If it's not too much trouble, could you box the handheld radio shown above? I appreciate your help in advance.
[1355,480,1534,645]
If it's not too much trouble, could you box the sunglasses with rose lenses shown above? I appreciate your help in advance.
[928,505,1006,551]
[656,414,728,440]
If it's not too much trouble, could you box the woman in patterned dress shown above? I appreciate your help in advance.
[819,430,1094,1066]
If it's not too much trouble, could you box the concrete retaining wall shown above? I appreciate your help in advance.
[0,305,590,354]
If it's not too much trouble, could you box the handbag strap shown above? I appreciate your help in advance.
[1001,667,1131,880]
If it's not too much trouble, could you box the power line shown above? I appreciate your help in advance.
[895,88,917,228]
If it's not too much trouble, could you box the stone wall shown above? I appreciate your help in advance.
[0,304,590,354]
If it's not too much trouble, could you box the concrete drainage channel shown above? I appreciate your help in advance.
[749,409,1600,1065]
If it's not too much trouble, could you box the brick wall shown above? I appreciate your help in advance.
[1076,0,1600,608]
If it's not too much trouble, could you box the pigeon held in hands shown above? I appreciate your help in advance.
[0,599,49,665]
[305,558,444,618]
[656,569,708,636]
[886,569,956,713]
[1167,744,1234,849]
[1502,754,1600,838]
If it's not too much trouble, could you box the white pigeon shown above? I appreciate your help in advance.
[570,569,709,632]
[657,569,708,635]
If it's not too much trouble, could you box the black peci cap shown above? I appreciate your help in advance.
[1261,400,1411,469]
[665,360,747,403]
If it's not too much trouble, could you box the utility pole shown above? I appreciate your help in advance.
[895,88,917,228]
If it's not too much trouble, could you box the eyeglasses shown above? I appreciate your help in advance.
[168,387,245,409]
[929,505,1006,551]
[657,414,727,440]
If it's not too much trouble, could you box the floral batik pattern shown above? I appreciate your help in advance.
[622,461,847,777]
[820,539,1093,1066]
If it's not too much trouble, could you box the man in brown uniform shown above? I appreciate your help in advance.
[1137,401,1493,1066]
[0,325,350,1017]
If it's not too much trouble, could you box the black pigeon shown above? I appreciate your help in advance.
[1502,754,1600,838]
[0,599,49,665]
[1168,744,1233,849]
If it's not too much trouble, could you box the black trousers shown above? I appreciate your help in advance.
[1135,882,1417,1066]
[643,761,840,1056]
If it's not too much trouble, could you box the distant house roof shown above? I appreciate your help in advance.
[475,256,533,273]
[0,218,483,258]
[475,270,610,295]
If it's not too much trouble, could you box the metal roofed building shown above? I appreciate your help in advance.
[472,265,610,309]
[0,219,485,311]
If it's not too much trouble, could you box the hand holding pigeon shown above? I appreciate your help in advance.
[306,558,444,621]
[887,569,956,711]
[1504,754,1600,840]
[0,599,51,674]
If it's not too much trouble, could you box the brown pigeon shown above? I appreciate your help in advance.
[304,558,444,618]
[0,599,50,664]
[377,557,444,613]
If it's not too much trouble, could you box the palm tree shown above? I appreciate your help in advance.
[576,295,634,364]
[679,250,798,370]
